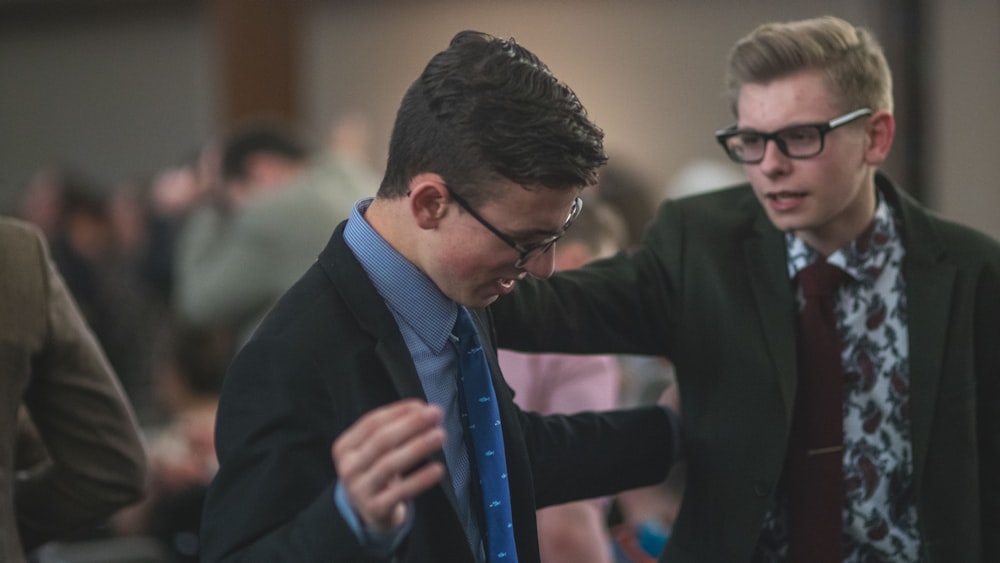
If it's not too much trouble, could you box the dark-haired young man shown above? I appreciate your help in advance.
[201,31,678,563]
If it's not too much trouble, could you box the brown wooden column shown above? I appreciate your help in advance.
[208,0,300,128]
[873,0,928,203]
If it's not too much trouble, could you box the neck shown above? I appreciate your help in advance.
[364,197,417,262]
[797,180,878,258]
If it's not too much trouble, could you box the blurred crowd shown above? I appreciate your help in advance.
[12,113,379,563]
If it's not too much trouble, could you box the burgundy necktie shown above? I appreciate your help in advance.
[787,260,848,562]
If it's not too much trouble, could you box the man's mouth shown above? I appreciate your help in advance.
[766,190,807,201]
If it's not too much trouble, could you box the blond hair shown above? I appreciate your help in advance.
[725,16,893,116]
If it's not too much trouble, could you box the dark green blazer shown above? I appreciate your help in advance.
[492,174,1000,562]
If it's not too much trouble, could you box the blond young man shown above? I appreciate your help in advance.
[494,16,1000,562]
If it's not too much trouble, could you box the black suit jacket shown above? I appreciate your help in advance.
[200,222,676,562]
[492,174,1000,562]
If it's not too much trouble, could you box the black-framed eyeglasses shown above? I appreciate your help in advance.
[714,108,873,164]
[444,185,583,269]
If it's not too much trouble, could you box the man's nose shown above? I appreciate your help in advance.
[758,139,792,176]
[520,246,557,279]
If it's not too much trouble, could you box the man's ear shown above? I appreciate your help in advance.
[864,111,895,165]
[408,173,449,230]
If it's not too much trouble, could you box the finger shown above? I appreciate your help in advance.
[334,405,442,485]
[344,424,446,529]
[362,461,446,531]
[345,424,445,506]
[365,423,446,484]
[335,399,439,454]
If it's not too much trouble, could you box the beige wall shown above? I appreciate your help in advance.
[299,1,874,198]
[927,0,1000,239]
[0,0,996,238]
[0,5,216,207]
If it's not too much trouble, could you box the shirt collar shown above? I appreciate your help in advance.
[344,198,458,353]
[786,190,900,285]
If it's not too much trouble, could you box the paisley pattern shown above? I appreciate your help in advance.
[756,195,922,562]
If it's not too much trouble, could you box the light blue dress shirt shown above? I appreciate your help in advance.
[336,198,485,559]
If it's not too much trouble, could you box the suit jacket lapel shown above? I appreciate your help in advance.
[321,223,430,401]
[903,260,953,480]
[372,337,467,522]
[744,207,799,424]
[740,174,955,454]
[885,179,955,480]
[319,225,466,521]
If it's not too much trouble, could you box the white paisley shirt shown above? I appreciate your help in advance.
[755,193,923,562]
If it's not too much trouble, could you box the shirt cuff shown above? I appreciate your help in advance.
[333,481,413,554]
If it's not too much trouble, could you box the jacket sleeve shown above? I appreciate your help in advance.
[14,223,147,549]
[200,337,373,562]
[173,206,274,329]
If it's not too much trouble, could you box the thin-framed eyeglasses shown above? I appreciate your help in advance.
[714,108,873,164]
[444,184,583,269]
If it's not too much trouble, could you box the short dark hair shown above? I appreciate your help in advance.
[378,30,607,206]
[221,121,307,182]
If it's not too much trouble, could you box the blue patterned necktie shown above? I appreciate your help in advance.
[454,307,518,562]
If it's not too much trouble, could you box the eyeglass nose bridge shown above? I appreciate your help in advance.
[760,133,794,161]
[513,253,534,270]
[513,242,552,270]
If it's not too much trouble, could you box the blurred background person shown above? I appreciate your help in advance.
[589,162,659,252]
[663,158,744,201]
[0,216,146,562]
[113,324,232,563]
[608,382,683,563]
[146,139,223,302]
[16,166,163,426]
[172,117,374,345]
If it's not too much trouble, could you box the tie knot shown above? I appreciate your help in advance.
[798,260,846,297]
[454,307,479,344]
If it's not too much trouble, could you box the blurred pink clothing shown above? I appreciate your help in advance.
[498,350,621,415]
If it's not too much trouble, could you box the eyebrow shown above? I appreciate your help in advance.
[736,117,832,132]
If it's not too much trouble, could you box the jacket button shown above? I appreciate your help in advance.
[753,481,771,497]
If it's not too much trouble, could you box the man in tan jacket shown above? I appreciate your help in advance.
[0,216,146,561]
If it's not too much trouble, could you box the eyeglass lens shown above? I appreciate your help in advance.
[513,197,582,268]
[727,126,824,162]
[716,108,872,164]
